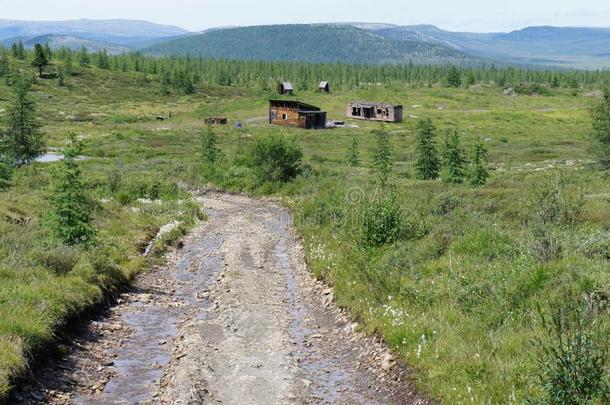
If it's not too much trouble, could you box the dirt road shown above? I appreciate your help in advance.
[13,192,426,404]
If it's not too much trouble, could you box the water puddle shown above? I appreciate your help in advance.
[36,153,87,163]
[74,208,225,404]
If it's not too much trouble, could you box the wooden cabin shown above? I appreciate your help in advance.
[319,81,330,93]
[204,117,228,125]
[269,99,327,130]
[346,102,403,123]
[278,82,294,95]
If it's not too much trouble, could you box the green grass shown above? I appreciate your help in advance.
[0,60,608,403]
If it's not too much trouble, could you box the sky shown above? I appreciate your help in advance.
[0,0,609,33]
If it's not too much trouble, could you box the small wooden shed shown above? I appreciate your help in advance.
[346,102,403,123]
[319,81,330,93]
[278,82,294,95]
[269,99,327,129]
[204,117,228,125]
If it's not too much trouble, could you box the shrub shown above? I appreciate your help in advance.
[513,83,552,96]
[432,192,461,216]
[534,302,609,404]
[359,193,404,248]
[32,245,80,275]
[247,132,303,183]
[527,177,584,226]
[347,136,360,167]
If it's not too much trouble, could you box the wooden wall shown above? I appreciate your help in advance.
[270,106,304,127]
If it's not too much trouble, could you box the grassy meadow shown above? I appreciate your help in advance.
[0,58,608,403]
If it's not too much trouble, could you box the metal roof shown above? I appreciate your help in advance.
[348,102,402,108]
[280,82,293,90]
[319,81,329,87]
[269,99,321,111]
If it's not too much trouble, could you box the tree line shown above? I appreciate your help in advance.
[2,43,610,94]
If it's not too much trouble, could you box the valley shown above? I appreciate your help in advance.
[0,41,608,404]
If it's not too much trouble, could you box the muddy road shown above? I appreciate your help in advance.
[13,192,426,405]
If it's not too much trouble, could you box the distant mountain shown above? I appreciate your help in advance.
[1,18,609,69]
[0,19,188,46]
[369,25,610,68]
[19,34,131,54]
[142,24,478,65]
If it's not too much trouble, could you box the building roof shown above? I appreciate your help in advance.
[319,81,329,88]
[348,102,403,108]
[280,82,293,90]
[269,99,322,112]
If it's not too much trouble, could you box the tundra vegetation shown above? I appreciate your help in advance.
[0,45,608,404]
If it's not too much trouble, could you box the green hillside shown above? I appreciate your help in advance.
[142,24,477,65]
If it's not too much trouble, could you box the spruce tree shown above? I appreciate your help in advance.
[2,77,44,164]
[591,89,610,170]
[44,42,53,61]
[347,136,359,167]
[0,52,8,78]
[57,66,65,87]
[200,125,221,166]
[44,133,95,245]
[12,41,26,60]
[415,118,440,180]
[468,138,489,186]
[0,156,11,190]
[447,66,462,88]
[78,46,90,66]
[32,43,48,77]
[441,131,467,184]
[373,125,393,187]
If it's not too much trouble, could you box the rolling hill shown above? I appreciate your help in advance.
[142,24,478,65]
[21,34,131,54]
[0,18,188,46]
[369,25,610,68]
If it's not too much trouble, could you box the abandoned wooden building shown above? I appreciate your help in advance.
[269,99,327,129]
[278,82,294,95]
[204,117,228,125]
[319,81,330,93]
[346,102,403,123]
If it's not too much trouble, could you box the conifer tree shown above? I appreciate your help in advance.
[57,66,65,87]
[200,125,221,166]
[0,155,11,190]
[1,77,44,164]
[591,89,610,170]
[468,138,489,186]
[44,42,53,61]
[447,66,462,88]
[78,46,90,66]
[441,131,467,184]
[415,118,440,180]
[347,136,360,167]
[373,125,393,187]
[44,133,95,245]
[64,53,73,76]
[0,51,8,78]
[12,41,26,60]
[32,44,48,77]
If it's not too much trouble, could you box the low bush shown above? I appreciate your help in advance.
[359,193,404,248]
[246,132,303,184]
[534,301,609,404]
